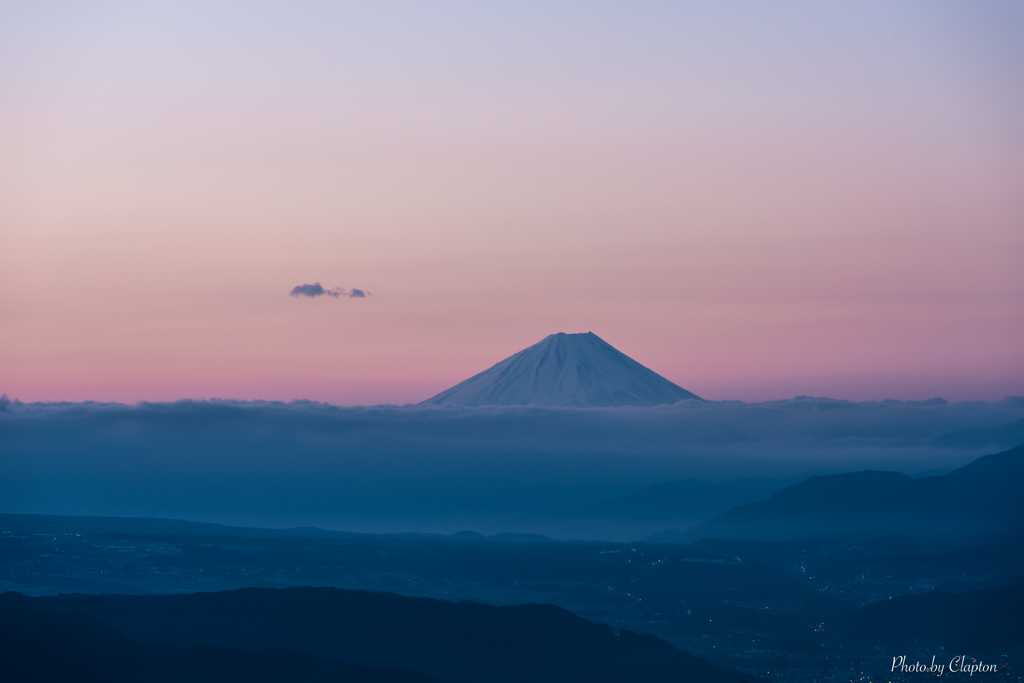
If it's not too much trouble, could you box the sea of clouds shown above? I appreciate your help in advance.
[1,395,1022,533]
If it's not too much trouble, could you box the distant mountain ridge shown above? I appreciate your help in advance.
[0,513,552,543]
[930,417,1024,449]
[484,477,797,541]
[648,444,1024,545]
[423,332,699,407]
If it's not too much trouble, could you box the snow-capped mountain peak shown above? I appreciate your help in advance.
[422,332,700,407]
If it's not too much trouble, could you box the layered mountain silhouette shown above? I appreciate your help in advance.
[423,332,700,407]
[485,477,796,541]
[930,416,1024,449]
[648,444,1024,544]
[1,588,753,683]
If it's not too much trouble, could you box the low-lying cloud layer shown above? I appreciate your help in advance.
[1,396,1021,533]
[289,283,368,299]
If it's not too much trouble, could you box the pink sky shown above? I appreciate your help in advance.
[1,2,1022,404]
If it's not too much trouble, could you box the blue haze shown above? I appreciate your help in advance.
[1,395,1021,534]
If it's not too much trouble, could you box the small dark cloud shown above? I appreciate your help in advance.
[290,283,369,299]
[290,283,328,298]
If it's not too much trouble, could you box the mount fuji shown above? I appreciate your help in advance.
[423,332,701,407]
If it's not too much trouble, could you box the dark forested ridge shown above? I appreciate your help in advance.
[0,600,442,683]
[1,588,752,683]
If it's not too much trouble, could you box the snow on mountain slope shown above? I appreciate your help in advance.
[422,332,700,407]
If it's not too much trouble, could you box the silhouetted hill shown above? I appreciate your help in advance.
[0,597,440,683]
[647,445,1024,544]
[836,582,1024,651]
[4,587,754,683]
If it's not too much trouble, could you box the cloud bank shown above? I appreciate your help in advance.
[289,283,368,299]
[1,397,1021,533]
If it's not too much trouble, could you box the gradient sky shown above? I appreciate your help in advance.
[2,1,1022,405]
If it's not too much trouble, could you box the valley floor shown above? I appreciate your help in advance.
[2,515,1020,682]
